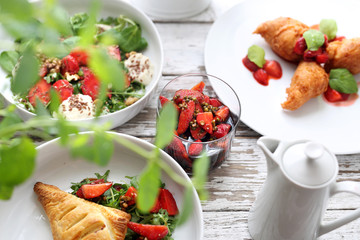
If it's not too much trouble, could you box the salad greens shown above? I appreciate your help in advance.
[70,170,177,240]
[319,19,337,41]
[303,29,325,51]
[329,68,358,94]
[247,45,266,68]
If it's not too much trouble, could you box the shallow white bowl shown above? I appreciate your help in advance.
[0,0,163,129]
[0,132,203,239]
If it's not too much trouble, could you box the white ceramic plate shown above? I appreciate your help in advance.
[0,0,163,129]
[205,0,360,154]
[0,132,203,239]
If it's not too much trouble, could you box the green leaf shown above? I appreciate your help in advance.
[70,12,89,35]
[0,0,33,21]
[11,49,39,95]
[155,103,177,149]
[0,184,14,200]
[320,19,337,41]
[0,137,36,186]
[78,0,101,46]
[176,184,193,226]
[303,29,325,51]
[48,88,61,114]
[329,68,358,94]
[191,152,209,200]
[247,45,266,68]
[0,51,19,74]
[43,0,72,37]
[89,48,125,91]
[137,151,161,212]
[35,98,51,117]
[57,118,79,145]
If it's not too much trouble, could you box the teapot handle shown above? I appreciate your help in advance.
[318,181,360,237]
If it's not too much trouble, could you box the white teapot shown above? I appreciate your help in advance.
[248,136,360,240]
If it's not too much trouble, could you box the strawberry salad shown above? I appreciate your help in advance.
[70,170,178,240]
[3,13,154,120]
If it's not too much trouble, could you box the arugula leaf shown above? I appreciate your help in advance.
[329,68,358,94]
[155,103,177,149]
[0,51,19,74]
[320,19,337,41]
[247,45,266,68]
[303,29,325,51]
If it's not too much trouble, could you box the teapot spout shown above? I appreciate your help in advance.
[257,136,281,170]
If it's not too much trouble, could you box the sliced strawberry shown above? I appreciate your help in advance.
[212,123,231,139]
[39,65,48,77]
[80,66,94,79]
[76,188,85,198]
[194,102,203,113]
[81,74,100,100]
[191,81,205,93]
[177,100,195,135]
[52,80,73,102]
[189,140,203,156]
[173,89,204,104]
[159,96,180,113]
[303,49,322,62]
[316,53,329,64]
[166,131,191,167]
[294,37,307,55]
[27,79,51,106]
[209,98,223,107]
[125,186,138,206]
[202,94,210,104]
[107,45,121,61]
[70,48,89,66]
[80,182,112,199]
[253,69,269,86]
[159,188,179,216]
[215,106,230,122]
[242,56,259,72]
[190,126,207,140]
[150,198,161,213]
[127,222,168,240]
[196,112,213,134]
[61,55,79,75]
[263,60,282,79]
[324,86,345,102]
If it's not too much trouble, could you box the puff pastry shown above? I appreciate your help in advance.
[282,61,329,110]
[34,182,131,240]
[254,17,309,62]
[325,38,360,74]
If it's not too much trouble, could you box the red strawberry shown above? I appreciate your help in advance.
[324,86,348,102]
[202,94,210,104]
[80,182,112,199]
[173,89,204,104]
[294,37,307,55]
[196,112,213,134]
[61,55,79,75]
[215,106,230,122]
[125,186,138,206]
[76,188,85,198]
[213,123,231,139]
[263,60,282,79]
[194,102,203,113]
[190,126,207,140]
[39,65,48,77]
[150,198,161,213]
[81,74,100,100]
[189,140,203,156]
[52,80,73,102]
[27,79,51,106]
[159,96,180,113]
[167,131,191,167]
[316,53,329,64]
[107,45,121,61]
[177,100,195,135]
[159,188,179,216]
[70,48,88,66]
[303,49,322,61]
[191,81,205,93]
[127,222,168,240]
[209,98,223,107]
[242,56,259,72]
[253,69,269,86]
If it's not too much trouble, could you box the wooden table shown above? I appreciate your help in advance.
[115,0,360,239]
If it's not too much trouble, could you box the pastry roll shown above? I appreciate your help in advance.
[282,61,329,110]
[254,17,309,62]
[325,38,360,74]
[34,182,131,240]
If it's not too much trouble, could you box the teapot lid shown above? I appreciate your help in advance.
[281,141,338,187]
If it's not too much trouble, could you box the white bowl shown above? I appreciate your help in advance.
[0,132,204,239]
[0,0,163,129]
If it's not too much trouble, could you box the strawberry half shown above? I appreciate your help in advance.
[191,81,205,93]
[188,140,203,156]
[70,48,89,66]
[127,222,169,240]
[27,79,51,107]
[263,60,282,79]
[213,123,231,139]
[177,100,195,135]
[166,132,191,167]
[81,72,100,100]
[80,182,112,199]
[253,69,269,86]
[52,80,73,102]
[242,56,259,72]
[209,98,223,107]
[159,188,179,216]
[124,186,138,206]
[61,55,79,75]
[215,106,230,122]
[324,86,348,102]
[173,89,204,104]
[196,112,213,134]
[159,95,180,113]
[190,126,207,140]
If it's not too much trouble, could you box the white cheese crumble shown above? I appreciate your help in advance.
[124,52,154,85]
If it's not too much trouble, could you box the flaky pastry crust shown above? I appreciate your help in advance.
[34,182,131,240]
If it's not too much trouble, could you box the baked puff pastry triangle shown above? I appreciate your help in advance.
[34,182,131,240]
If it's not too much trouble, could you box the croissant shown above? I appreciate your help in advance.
[282,61,329,110]
[254,17,309,62]
[325,37,360,74]
[34,182,131,240]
